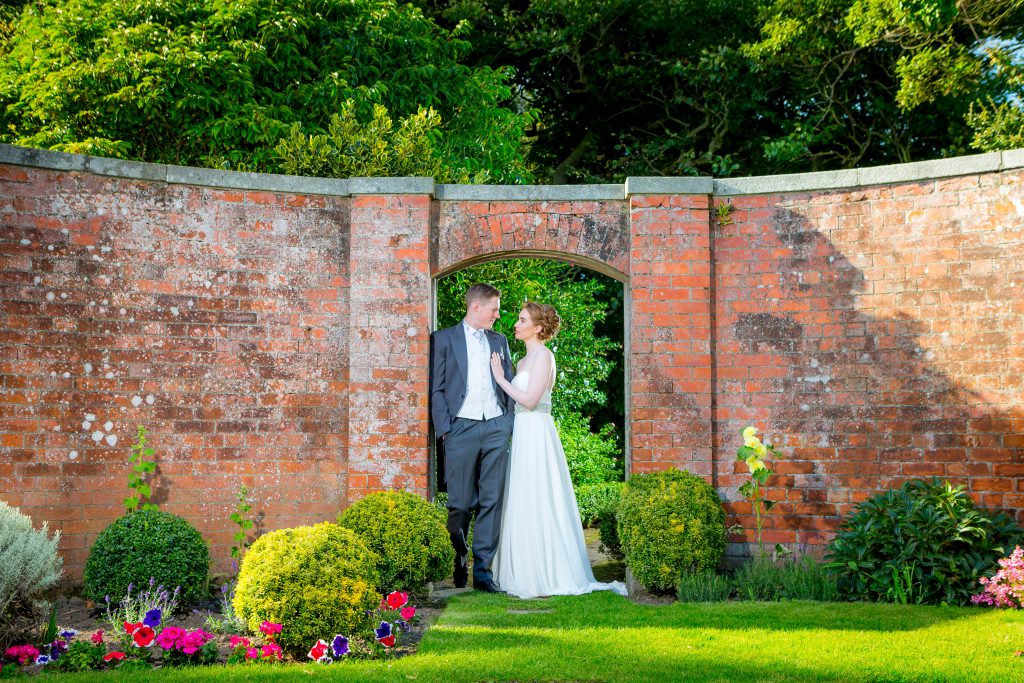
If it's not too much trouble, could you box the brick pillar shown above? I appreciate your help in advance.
[627,181,713,477]
[346,179,433,500]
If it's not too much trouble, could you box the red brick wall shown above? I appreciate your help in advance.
[2,150,1023,581]
[715,173,1024,549]
[1,165,351,576]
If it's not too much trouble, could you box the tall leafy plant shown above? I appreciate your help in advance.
[124,426,158,514]
[734,426,784,558]
[826,478,1024,606]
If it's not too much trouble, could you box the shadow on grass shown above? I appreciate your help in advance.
[440,589,989,633]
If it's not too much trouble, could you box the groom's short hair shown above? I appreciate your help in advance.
[464,283,501,308]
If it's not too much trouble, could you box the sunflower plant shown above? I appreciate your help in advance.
[735,426,785,558]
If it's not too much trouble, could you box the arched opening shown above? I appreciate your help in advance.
[430,255,628,507]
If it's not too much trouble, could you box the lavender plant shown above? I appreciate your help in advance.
[104,577,180,633]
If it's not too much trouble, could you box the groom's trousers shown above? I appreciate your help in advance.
[443,414,511,584]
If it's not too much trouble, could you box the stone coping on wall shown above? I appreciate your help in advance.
[2,143,1023,199]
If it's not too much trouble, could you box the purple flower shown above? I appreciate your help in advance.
[35,654,52,665]
[58,629,78,640]
[374,622,392,640]
[143,609,162,628]
[395,619,410,633]
[331,635,349,657]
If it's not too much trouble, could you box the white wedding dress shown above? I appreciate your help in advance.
[493,369,627,599]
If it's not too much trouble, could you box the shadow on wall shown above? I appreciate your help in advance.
[717,202,1024,546]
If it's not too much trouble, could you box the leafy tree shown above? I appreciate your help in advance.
[419,0,771,181]
[0,0,533,181]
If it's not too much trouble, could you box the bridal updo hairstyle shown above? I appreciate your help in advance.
[522,301,561,341]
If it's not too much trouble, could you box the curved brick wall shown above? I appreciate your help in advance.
[1,144,1022,580]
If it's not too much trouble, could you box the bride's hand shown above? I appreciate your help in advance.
[490,352,503,380]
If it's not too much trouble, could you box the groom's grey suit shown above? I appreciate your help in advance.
[430,322,515,586]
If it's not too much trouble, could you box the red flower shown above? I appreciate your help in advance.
[307,639,328,661]
[91,630,104,644]
[385,591,409,609]
[400,606,416,620]
[103,651,126,662]
[378,634,396,648]
[123,621,142,635]
[131,625,156,647]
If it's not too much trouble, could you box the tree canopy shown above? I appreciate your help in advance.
[0,0,533,181]
[1,0,1021,180]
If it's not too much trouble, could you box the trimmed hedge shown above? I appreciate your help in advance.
[338,491,454,593]
[617,468,725,592]
[233,522,379,655]
[83,510,208,606]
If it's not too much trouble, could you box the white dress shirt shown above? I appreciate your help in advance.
[456,321,504,420]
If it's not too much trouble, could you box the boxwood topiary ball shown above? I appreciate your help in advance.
[338,490,454,593]
[233,522,380,655]
[82,509,209,606]
[617,468,726,592]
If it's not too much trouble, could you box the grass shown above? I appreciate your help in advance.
[53,592,1024,682]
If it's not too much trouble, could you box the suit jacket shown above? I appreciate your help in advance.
[429,323,515,440]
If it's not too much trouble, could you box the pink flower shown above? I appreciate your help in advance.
[245,647,260,660]
[261,642,282,661]
[229,635,251,649]
[132,625,156,648]
[180,630,211,655]
[91,630,104,645]
[4,645,40,665]
[400,606,416,620]
[156,626,185,651]
[103,651,126,663]
[972,546,1024,609]
[385,591,409,609]
[259,621,282,636]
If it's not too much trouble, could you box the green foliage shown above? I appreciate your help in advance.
[233,522,380,655]
[0,0,532,181]
[558,413,621,490]
[597,510,623,562]
[734,426,785,557]
[229,484,255,562]
[337,491,454,594]
[575,481,623,528]
[124,426,158,514]
[83,510,209,606]
[733,555,839,602]
[826,478,1024,606]
[617,468,726,592]
[0,500,63,638]
[436,259,621,419]
[676,570,733,603]
[53,641,107,672]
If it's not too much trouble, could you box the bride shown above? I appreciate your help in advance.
[489,302,626,599]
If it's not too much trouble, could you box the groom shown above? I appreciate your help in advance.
[429,283,515,592]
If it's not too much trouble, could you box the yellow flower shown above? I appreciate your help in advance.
[754,441,767,458]
[745,455,766,473]
[742,426,758,440]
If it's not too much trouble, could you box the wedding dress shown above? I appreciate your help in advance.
[493,368,627,599]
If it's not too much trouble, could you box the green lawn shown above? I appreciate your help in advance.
[58,592,1024,682]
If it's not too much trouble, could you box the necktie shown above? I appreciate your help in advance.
[474,329,487,351]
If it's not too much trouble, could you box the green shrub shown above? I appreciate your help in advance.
[826,478,1024,606]
[233,523,379,655]
[598,511,624,562]
[83,509,208,606]
[338,491,454,593]
[53,641,106,671]
[677,570,732,602]
[575,481,624,527]
[617,468,726,592]
[0,500,63,634]
[557,412,621,488]
[733,555,838,602]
